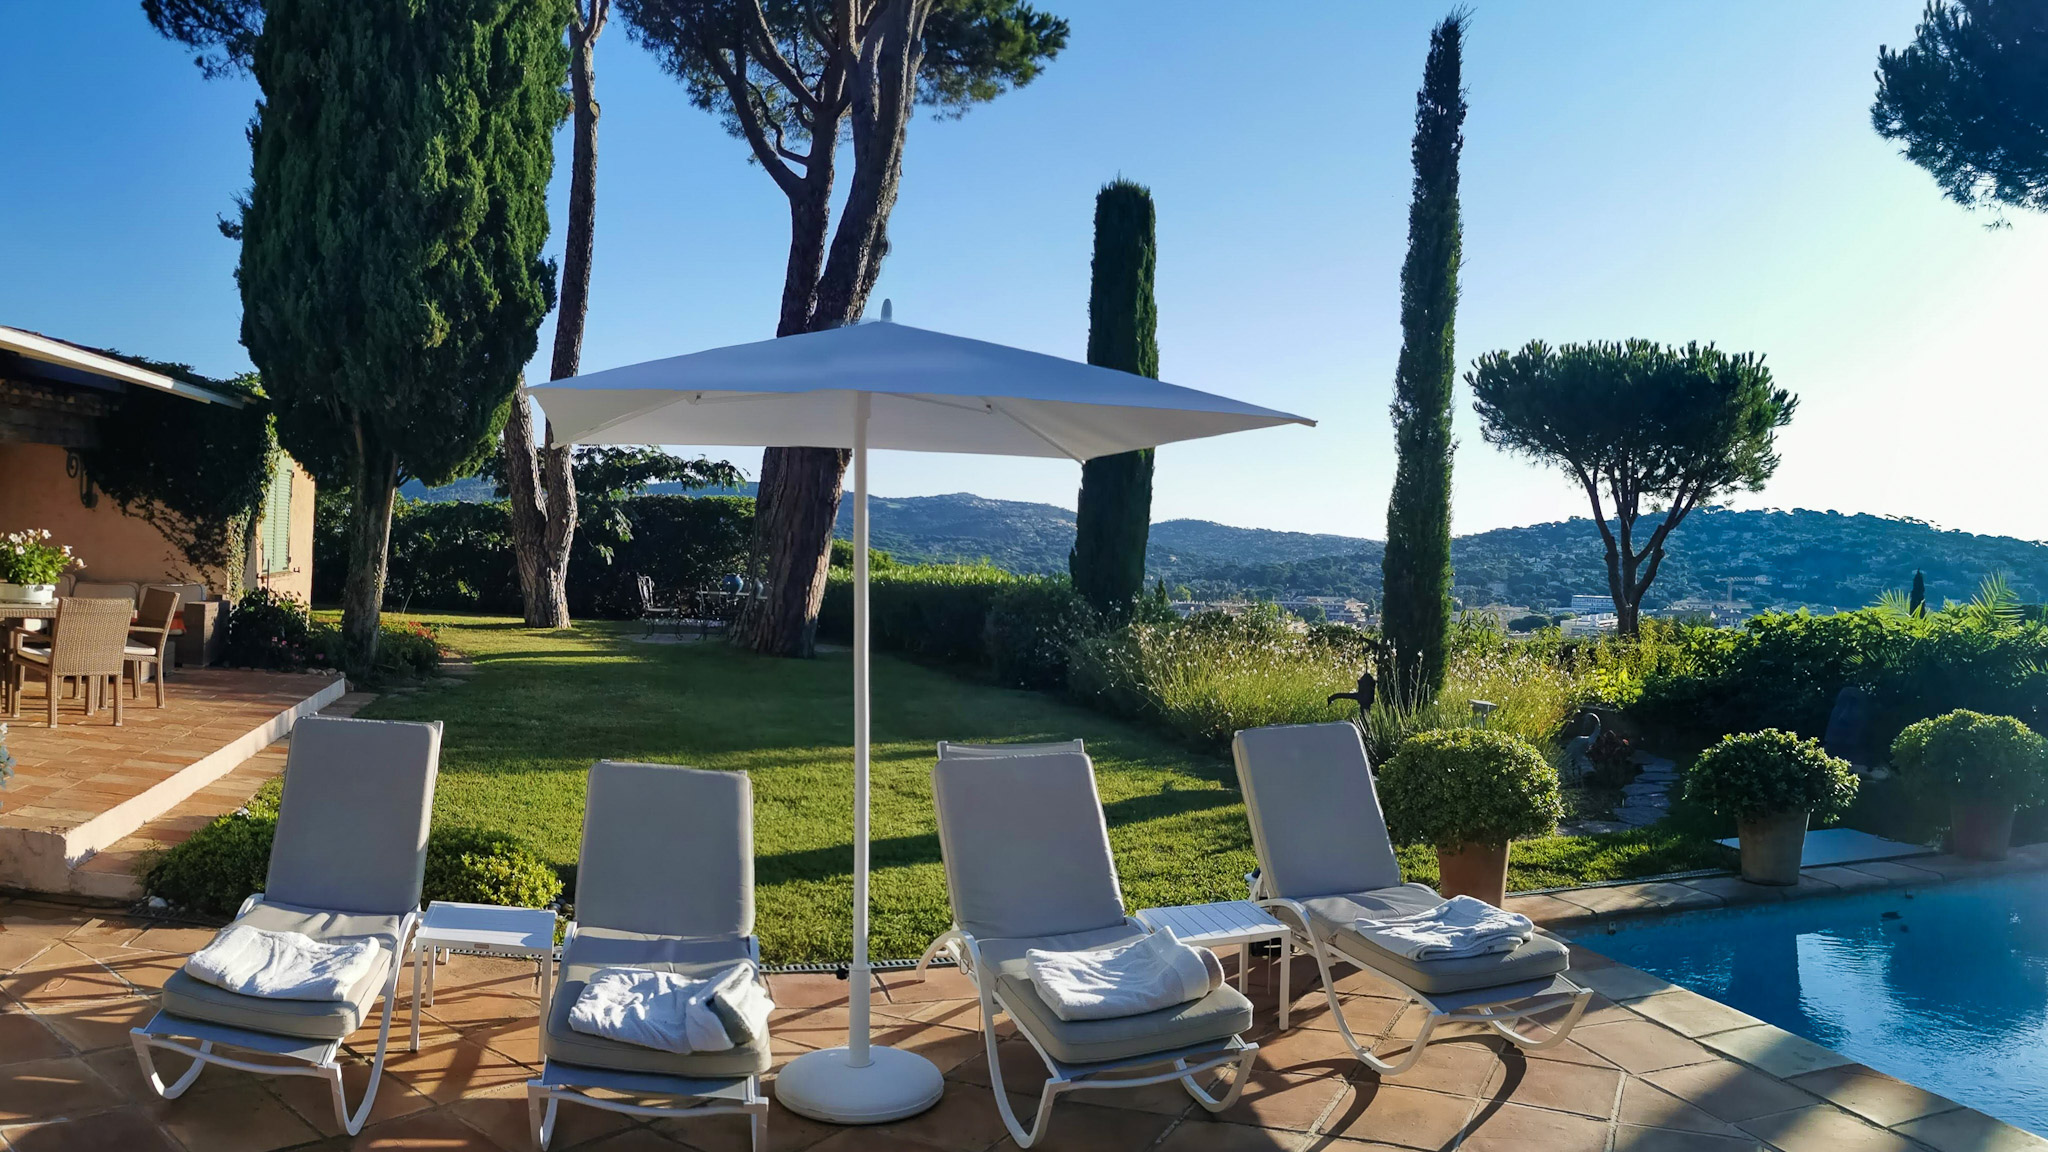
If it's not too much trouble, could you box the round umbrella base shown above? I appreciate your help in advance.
[774,1045,945,1124]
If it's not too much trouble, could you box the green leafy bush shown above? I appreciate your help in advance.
[145,789,561,917]
[1683,729,1859,821]
[1890,710,2048,807]
[1632,608,2048,749]
[314,493,753,618]
[1377,728,1564,849]
[221,588,320,670]
[422,828,563,909]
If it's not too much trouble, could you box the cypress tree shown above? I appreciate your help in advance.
[1070,179,1160,620]
[1910,570,1927,616]
[239,0,568,675]
[1380,13,1466,705]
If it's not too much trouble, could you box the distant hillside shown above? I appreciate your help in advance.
[401,478,2048,613]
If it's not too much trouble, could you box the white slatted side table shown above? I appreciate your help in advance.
[411,901,558,1052]
[1135,900,1292,1029]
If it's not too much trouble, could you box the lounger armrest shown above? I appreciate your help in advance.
[1253,896,1318,948]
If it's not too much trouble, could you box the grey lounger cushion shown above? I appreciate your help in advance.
[931,751,1127,942]
[158,902,404,1040]
[266,716,443,916]
[1301,886,1569,995]
[576,762,753,940]
[1232,723,1403,901]
[980,927,1252,1065]
[937,739,1085,759]
[543,930,770,1078]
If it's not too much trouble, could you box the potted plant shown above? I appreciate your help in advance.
[1684,729,1858,885]
[1890,710,2048,861]
[1378,727,1563,906]
[0,529,83,604]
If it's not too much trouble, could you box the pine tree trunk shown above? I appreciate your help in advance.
[1380,16,1466,706]
[737,0,922,659]
[1071,180,1159,619]
[740,446,848,656]
[503,1,601,629]
[340,443,399,679]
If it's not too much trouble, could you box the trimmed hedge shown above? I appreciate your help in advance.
[144,781,562,917]
[315,493,753,618]
[817,563,1090,689]
[1631,609,2048,750]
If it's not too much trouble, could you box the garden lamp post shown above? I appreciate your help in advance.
[527,309,1311,1125]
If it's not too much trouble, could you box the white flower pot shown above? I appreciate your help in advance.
[0,583,56,604]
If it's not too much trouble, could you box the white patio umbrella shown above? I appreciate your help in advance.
[527,309,1313,1125]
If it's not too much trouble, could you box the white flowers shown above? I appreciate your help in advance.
[0,529,84,585]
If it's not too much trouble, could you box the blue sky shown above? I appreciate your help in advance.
[6,2,2043,541]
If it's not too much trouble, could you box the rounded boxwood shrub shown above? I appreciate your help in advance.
[1890,709,2048,807]
[1684,729,1858,822]
[422,828,564,909]
[146,807,563,917]
[1379,728,1564,849]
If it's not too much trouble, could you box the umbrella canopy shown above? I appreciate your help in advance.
[527,317,1311,456]
[526,314,1312,1126]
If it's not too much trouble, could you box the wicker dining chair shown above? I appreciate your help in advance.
[8,597,134,727]
[124,586,182,708]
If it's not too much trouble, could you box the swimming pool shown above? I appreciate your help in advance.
[1571,871,2048,1135]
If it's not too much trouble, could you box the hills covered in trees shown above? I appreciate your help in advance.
[402,478,2048,613]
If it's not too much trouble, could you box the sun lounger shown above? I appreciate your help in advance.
[1233,722,1592,1075]
[932,750,1256,1148]
[131,716,443,1135]
[527,761,770,1151]
[914,738,1087,975]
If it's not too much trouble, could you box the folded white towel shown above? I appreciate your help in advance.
[568,964,774,1055]
[184,923,386,1002]
[1354,895,1534,961]
[1025,928,1226,1022]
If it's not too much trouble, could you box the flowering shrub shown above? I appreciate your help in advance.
[0,529,83,586]
[222,588,318,670]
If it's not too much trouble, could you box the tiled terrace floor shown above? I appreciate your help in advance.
[5,899,2042,1151]
[1,669,345,836]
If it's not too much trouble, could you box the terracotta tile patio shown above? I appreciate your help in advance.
[0,669,346,897]
[4,899,2043,1151]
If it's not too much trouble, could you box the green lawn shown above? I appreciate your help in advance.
[359,615,1732,964]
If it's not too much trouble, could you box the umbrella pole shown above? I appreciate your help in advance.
[775,390,944,1125]
[850,391,872,1068]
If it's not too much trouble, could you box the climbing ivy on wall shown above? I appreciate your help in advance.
[80,356,277,583]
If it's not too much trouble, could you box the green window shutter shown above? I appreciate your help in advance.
[262,460,294,574]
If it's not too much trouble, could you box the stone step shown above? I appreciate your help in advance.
[65,690,375,902]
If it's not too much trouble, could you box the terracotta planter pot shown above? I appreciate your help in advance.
[1950,802,2015,861]
[1737,809,1808,885]
[1437,841,1510,906]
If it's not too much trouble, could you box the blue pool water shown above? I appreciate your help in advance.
[1570,872,2048,1134]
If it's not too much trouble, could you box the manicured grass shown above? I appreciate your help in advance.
[360,614,1733,964]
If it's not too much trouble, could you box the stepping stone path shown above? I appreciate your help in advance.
[1560,753,1681,835]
